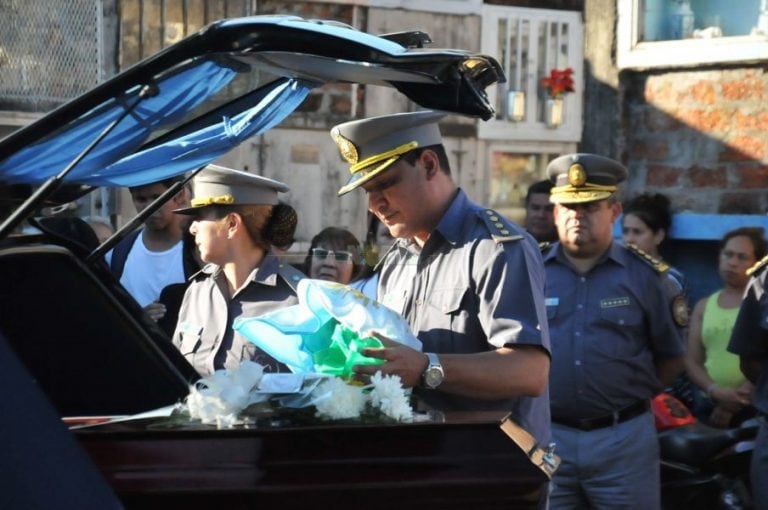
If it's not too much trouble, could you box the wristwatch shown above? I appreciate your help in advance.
[421,352,444,389]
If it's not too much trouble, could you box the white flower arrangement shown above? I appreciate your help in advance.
[186,361,265,427]
[312,371,413,422]
[311,376,367,419]
[369,372,414,422]
[184,363,414,428]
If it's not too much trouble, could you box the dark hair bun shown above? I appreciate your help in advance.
[264,202,297,249]
[623,192,672,232]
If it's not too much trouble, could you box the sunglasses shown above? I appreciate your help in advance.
[311,248,354,262]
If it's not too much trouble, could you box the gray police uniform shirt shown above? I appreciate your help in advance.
[543,242,685,420]
[173,254,299,377]
[728,265,768,415]
[378,189,551,444]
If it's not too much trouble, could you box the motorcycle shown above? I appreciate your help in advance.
[653,392,757,510]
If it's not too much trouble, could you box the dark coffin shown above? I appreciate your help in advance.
[74,411,548,510]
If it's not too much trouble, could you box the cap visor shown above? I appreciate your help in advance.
[337,157,399,196]
[173,205,209,215]
[550,191,614,205]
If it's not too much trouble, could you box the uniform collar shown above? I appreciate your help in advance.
[199,254,281,286]
[247,254,280,286]
[434,188,470,246]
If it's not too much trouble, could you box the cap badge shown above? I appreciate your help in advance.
[331,128,359,165]
[568,163,586,187]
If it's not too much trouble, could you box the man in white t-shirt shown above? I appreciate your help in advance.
[107,175,197,324]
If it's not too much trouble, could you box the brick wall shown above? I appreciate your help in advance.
[623,67,768,214]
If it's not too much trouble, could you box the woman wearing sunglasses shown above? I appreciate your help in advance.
[171,165,302,376]
[303,227,365,285]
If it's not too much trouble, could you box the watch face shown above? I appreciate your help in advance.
[424,367,443,388]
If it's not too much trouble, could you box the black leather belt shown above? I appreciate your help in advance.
[552,400,650,431]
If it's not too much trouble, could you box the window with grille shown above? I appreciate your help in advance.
[0,0,104,112]
[479,5,583,143]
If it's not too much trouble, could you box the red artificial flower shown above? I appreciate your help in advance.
[541,68,575,99]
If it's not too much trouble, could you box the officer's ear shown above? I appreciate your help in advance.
[224,211,241,236]
[420,150,440,179]
[609,200,623,222]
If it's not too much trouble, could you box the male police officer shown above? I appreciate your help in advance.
[331,110,551,447]
[728,259,768,509]
[524,180,557,243]
[543,154,686,509]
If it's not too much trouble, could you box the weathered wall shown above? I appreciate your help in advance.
[223,6,485,243]
[580,0,621,159]
[623,68,768,213]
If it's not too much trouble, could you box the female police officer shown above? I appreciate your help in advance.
[171,164,302,376]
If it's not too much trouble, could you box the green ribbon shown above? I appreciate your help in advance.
[303,319,383,378]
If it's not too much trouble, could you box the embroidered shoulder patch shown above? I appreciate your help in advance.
[672,295,689,327]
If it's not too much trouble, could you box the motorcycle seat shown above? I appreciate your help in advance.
[658,422,756,468]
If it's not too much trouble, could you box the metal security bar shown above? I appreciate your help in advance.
[0,0,104,111]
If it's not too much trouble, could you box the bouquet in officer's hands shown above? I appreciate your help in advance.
[233,278,422,377]
[182,280,421,428]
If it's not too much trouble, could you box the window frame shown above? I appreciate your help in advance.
[479,139,578,213]
[617,0,768,70]
[479,5,583,143]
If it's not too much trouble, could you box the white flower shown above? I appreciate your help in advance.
[312,377,366,420]
[369,372,413,422]
[186,361,264,426]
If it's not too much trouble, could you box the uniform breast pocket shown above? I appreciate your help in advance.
[225,337,258,370]
[177,322,203,355]
[595,306,644,358]
[546,301,559,322]
[381,289,408,316]
[427,287,470,334]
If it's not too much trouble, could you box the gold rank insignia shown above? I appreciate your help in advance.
[331,127,358,165]
[482,209,522,244]
[600,297,630,308]
[568,163,587,187]
[672,295,689,327]
[747,254,768,276]
[625,243,670,273]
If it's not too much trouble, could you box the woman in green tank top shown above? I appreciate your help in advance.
[685,227,766,427]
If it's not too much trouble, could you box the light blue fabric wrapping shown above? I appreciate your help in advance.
[233,279,421,373]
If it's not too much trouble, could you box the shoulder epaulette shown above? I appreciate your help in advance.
[747,254,768,276]
[480,209,523,244]
[625,243,669,273]
[278,262,306,293]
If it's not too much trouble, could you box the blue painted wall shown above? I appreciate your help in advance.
[615,213,768,305]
